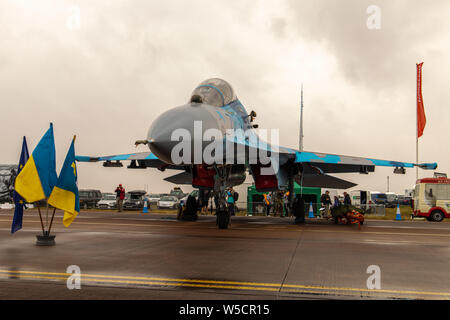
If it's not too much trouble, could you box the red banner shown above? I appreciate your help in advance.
[417,62,426,138]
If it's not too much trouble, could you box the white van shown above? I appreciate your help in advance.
[350,190,372,207]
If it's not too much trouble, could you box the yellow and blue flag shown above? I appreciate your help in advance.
[14,124,57,203]
[48,136,79,227]
[11,137,30,233]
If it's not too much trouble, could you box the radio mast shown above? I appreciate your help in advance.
[299,84,304,151]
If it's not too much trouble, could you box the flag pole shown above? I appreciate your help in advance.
[299,84,304,152]
[416,63,420,183]
[47,207,57,235]
[35,202,46,235]
[416,77,418,183]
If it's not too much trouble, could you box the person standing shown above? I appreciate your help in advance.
[226,188,235,216]
[333,196,340,208]
[320,190,332,218]
[274,191,283,216]
[263,192,272,216]
[115,184,125,212]
[282,191,290,217]
[343,192,352,206]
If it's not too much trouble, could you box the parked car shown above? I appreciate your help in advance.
[403,196,412,206]
[123,190,147,210]
[147,194,161,204]
[370,192,387,205]
[157,196,179,209]
[385,192,398,208]
[170,187,187,199]
[97,193,117,210]
[79,189,102,209]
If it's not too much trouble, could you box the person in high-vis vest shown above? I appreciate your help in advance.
[283,191,290,217]
[263,193,272,216]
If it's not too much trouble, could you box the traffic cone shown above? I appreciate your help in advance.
[308,202,314,218]
[143,200,149,213]
[395,204,402,221]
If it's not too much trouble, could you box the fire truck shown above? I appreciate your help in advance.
[413,178,450,222]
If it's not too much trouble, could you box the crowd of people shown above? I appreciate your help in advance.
[113,183,352,220]
[262,190,291,217]
[320,190,352,218]
[259,190,352,218]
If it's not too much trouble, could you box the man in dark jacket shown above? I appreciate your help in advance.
[320,190,332,218]
[343,192,352,205]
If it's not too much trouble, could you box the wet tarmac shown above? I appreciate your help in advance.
[0,209,449,300]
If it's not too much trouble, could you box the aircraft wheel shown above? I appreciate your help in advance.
[217,210,229,229]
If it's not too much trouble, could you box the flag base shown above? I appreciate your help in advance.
[35,234,56,246]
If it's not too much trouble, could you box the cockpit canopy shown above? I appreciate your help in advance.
[190,78,237,108]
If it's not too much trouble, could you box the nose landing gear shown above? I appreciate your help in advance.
[213,166,232,229]
[216,209,230,229]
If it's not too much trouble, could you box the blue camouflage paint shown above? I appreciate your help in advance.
[368,159,414,168]
[215,110,225,121]
[417,162,438,170]
[75,153,159,162]
[101,154,133,161]
[145,153,158,160]
[296,152,341,164]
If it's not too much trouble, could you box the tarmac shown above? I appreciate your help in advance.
[0,209,449,300]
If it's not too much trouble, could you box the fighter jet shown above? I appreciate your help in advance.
[76,78,437,228]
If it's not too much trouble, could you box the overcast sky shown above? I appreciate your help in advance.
[0,0,448,195]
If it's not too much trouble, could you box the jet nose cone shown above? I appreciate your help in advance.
[147,103,220,164]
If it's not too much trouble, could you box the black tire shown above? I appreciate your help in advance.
[217,210,229,229]
[177,206,183,220]
[430,210,444,222]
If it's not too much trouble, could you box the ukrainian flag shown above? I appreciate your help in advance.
[48,136,79,227]
[14,124,57,203]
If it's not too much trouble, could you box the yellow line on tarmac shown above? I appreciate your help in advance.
[0,273,280,293]
[1,269,450,299]
[0,270,281,288]
[6,274,444,300]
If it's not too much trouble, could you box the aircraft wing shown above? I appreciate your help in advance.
[295,150,437,174]
[75,152,185,170]
[295,174,357,189]
[229,135,437,174]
